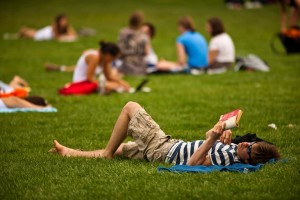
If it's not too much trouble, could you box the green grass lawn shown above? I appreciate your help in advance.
[1,0,300,199]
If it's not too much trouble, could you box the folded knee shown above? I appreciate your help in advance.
[123,101,141,114]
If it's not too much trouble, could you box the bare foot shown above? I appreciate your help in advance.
[45,63,61,71]
[52,140,77,157]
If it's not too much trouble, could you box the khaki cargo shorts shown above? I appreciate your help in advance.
[122,109,178,162]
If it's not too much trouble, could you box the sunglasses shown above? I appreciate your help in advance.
[246,142,255,162]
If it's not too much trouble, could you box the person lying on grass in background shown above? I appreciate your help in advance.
[0,96,50,109]
[48,41,131,95]
[156,16,208,75]
[0,75,31,98]
[50,102,280,166]
[206,17,235,75]
[8,14,77,42]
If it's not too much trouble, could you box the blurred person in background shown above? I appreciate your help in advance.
[157,16,208,75]
[4,14,77,41]
[279,0,300,32]
[206,17,235,75]
[141,22,159,73]
[56,41,130,95]
[117,11,150,75]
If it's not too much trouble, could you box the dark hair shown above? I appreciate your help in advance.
[143,22,156,38]
[178,16,196,32]
[207,17,225,37]
[250,141,280,165]
[55,14,68,35]
[129,11,144,29]
[24,96,47,106]
[99,41,120,56]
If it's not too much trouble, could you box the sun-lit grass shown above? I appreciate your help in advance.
[0,0,300,199]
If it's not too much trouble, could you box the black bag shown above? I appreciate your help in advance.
[271,27,300,54]
[231,133,274,145]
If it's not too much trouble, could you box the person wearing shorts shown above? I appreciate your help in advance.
[51,102,280,166]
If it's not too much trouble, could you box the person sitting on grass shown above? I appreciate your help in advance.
[157,16,208,75]
[8,14,77,42]
[141,22,159,73]
[51,41,130,95]
[206,17,235,75]
[50,102,280,166]
[117,11,150,75]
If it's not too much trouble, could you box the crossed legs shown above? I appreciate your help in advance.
[52,102,142,158]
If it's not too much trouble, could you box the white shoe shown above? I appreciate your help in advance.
[207,67,227,75]
[190,69,205,75]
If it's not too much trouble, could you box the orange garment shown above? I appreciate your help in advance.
[0,88,29,98]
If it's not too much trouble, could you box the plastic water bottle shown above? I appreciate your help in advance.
[98,74,106,95]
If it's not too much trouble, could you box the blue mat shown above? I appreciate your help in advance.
[157,163,264,174]
[0,107,57,113]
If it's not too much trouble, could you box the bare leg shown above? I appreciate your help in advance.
[45,63,75,72]
[103,102,142,158]
[52,102,142,158]
[2,96,44,109]
[156,60,183,71]
[19,27,37,39]
[9,75,29,88]
[51,141,126,158]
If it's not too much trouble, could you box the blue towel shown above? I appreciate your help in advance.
[157,163,263,174]
[0,107,57,113]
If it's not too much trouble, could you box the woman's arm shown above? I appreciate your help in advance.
[187,122,224,166]
[176,43,186,66]
[208,50,218,65]
[67,26,77,37]
[102,61,130,90]
[2,96,45,109]
[85,54,99,83]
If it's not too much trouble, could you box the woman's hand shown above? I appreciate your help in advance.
[206,122,225,141]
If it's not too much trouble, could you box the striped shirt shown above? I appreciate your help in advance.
[165,140,240,166]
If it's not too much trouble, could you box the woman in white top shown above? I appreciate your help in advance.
[206,17,235,74]
[72,41,130,93]
[18,14,77,41]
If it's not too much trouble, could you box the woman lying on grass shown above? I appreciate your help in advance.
[50,102,280,166]
[0,96,50,109]
[17,14,77,42]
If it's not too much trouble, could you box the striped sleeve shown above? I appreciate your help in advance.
[209,142,239,166]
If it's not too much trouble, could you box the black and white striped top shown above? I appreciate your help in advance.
[165,140,240,166]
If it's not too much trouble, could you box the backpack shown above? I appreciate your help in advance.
[271,27,300,54]
[234,54,270,72]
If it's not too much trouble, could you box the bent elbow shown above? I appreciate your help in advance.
[187,159,197,166]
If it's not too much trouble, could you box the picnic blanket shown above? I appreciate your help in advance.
[0,107,57,113]
[157,163,264,174]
